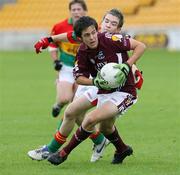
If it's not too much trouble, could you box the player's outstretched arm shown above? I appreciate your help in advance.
[52,31,79,44]
[51,33,69,42]
[34,32,79,54]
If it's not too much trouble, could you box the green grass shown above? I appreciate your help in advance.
[0,49,180,175]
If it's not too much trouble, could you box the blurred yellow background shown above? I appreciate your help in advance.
[0,0,179,29]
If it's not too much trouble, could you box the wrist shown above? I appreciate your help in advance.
[92,78,101,88]
[54,59,60,63]
[47,37,53,43]
[92,78,95,86]
[124,62,131,69]
[54,60,62,71]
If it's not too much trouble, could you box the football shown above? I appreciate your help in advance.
[100,63,120,88]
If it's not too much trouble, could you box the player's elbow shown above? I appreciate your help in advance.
[137,42,146,56]
[76,76,82,85]
[141,42,147,51]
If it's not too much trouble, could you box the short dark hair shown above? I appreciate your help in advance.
[74,16,98,38]
[103,8,124,28]
[69,0,88,11]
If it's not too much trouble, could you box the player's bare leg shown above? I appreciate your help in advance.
[47,102,116,165]
[52,81,75,117]
[99,120,133,164]
[59,95,93,136]
[48,101,132,165]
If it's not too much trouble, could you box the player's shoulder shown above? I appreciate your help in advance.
[78,43,88,52]
[101,32,131,41]
[98,32,116,46]
[76,43,90,60]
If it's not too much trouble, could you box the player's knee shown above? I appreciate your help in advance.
[83,115,97,128]
[58,92,73,104]
[64,108,75,121]
[59,97,71,105]
[64,103,80,121]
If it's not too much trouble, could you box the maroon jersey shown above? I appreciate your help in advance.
[74,32,136,97]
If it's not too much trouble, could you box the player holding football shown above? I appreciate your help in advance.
[44,16,146,165]
[28,9,143,163]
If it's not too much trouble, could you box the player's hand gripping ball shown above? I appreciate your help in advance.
[93,71,112,90]
[113,62,130,87]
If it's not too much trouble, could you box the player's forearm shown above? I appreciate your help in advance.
[51,33,69,42]
[76,76,93,86]
[127,42,146,66]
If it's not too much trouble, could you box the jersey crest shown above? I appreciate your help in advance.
[111,34,123,42]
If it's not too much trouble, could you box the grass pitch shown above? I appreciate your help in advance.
[0,49,179,175]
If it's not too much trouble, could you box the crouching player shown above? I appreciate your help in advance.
[45,16,146,165]
[28,9,143,164]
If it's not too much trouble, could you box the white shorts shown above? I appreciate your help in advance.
[97,91,137,116]
[58,65,74,84]
[75,85,98,106]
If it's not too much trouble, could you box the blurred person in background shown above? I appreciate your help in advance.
[49,0,87,120]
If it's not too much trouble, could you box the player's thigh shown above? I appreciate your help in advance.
[98,92,137,116]
[83,101,118,127]
[73,93,94,125]
[65,95,93,117]
[56,65,75,100]
[57,81,75,101]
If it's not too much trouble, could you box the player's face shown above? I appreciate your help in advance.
[81,26,98,49]
[70,3,86,24]
[101,13,121,33]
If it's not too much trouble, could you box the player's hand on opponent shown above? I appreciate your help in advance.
[54,60,63,71]
[134,69,143,89]
[34,37,53,54]
[114,62,130,86]
[93,72,111,90]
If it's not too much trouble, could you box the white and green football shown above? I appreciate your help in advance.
[100,63,120,88]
